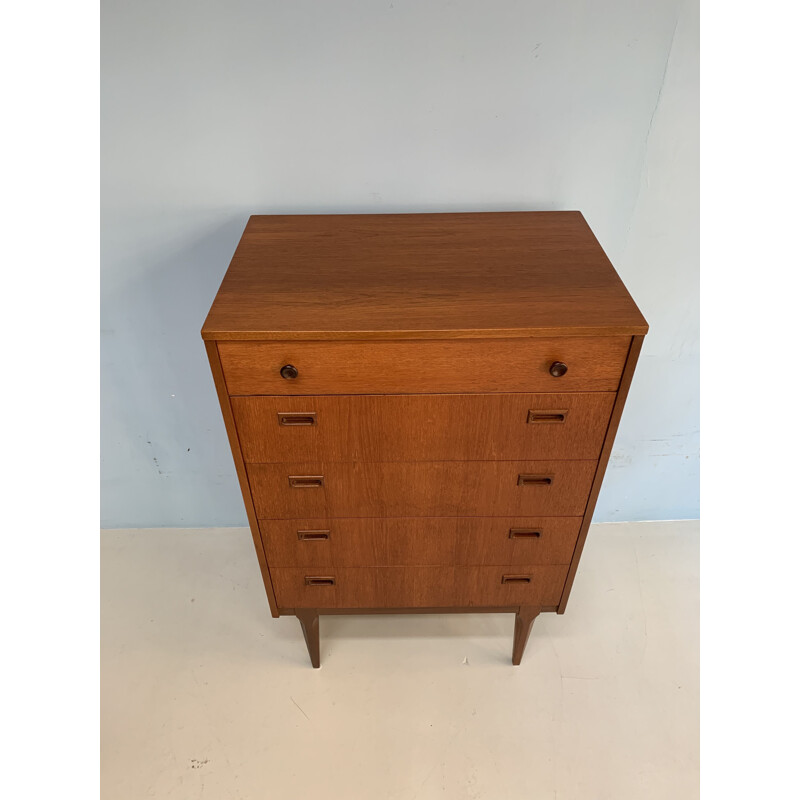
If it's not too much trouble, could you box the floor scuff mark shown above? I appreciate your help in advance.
[290,696,310,721]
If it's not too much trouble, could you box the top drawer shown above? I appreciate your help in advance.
[218,337,631,395]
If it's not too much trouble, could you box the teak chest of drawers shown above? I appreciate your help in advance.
[202,211,648,667]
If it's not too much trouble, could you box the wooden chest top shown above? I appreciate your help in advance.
[201,211,648,342]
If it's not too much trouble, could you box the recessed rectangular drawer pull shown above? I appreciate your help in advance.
[527,410,567,424]
[297,529,331,541]
[501,575,532,584]
[277,412,317,426]
[288,475,325,488]
[304,576,336,586]
[517,474,553,487]
[508,528,542,539]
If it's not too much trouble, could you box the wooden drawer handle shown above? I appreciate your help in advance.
[280,364,299,380]
[549,361,568,377]
[527,410,567,424]
[297,530,330,541]
[304,576,335,586]
[517,474,553,487]
[509,528,542,539]
[278,412,317,426]
[288,475,325,488]
[502,575,532,584]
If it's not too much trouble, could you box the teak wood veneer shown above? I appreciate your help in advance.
[202,211,647,667]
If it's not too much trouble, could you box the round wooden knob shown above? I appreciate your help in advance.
[280,364,299,380]
[549,361,568,378]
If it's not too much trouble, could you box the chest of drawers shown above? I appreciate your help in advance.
[202,211,647,667]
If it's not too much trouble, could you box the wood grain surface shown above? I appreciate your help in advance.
[248,459,596,519]
[202,212,648,341]
[258,516,582,567]
[232,392,615,462]
[202,211,648,664]
[204,342,279,616]
[218,337,630,395]
[512,606,541,665]
[271,564,569,608]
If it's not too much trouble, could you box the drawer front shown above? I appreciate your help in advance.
[260,517,581,568]
[219,337,630,395]
[233,393,615,463]
[248,460,596,519]
[272,565,569,608]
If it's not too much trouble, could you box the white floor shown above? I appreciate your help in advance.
[101,520,698,799]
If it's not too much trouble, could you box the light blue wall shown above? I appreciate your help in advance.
[101,0,698,527]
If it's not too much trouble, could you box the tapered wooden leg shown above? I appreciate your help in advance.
[512,606,541,665]
[296,609,321,668]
